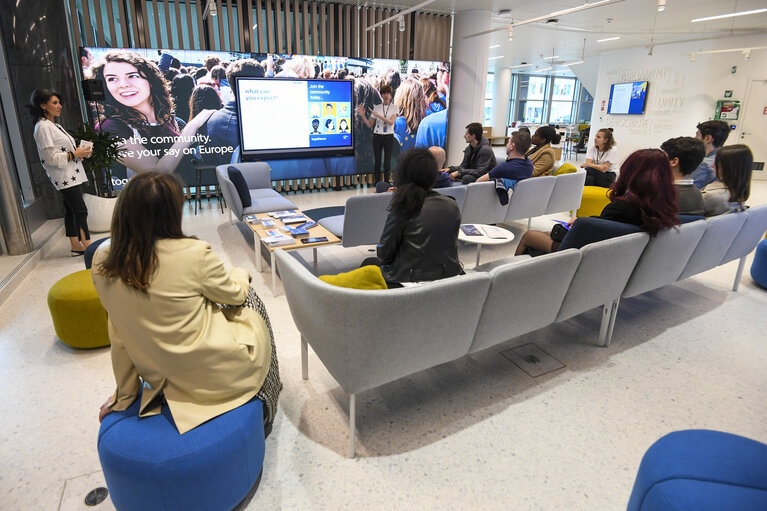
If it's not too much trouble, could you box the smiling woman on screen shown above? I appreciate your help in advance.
[90,51,216,175]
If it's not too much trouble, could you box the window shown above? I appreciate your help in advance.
[508,74,593,126]
[549,77,576,123]
[577,87,594,123]
[515,75,549,124]
[484,72,494,125]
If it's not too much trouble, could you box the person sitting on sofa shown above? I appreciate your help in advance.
[448,122,497,184]
[660,136,706,216]
[477,130,533,183]
[581,127,619,187]
[702,144,753,216]
[363,148,462,288]
[692,120,731,189]
[526,126,561,177]
[514,148,679,256]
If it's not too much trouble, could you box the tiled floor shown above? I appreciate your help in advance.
[1,170,766,510]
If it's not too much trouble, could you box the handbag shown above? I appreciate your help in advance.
[550,223,570,243]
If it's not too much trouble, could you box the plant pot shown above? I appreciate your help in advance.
[83,193,117,233]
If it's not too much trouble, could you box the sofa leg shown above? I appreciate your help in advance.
[349,393,356,458]
[598,298,620,347]
[301,336,308,380]
[229,209,233,224]
[732,256,746,292]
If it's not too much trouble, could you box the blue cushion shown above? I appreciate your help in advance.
[750,239,767,289]
[228,166,252,208]
[84,237,110,270]
[679,214,704,224]
[627,430,767,511]
[559,217,641,251]
[98,392,265,511]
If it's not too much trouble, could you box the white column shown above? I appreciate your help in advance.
[491,67,512,140]
[446,10,492,165]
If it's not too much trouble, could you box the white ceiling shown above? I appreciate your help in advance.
[322,0,767,73]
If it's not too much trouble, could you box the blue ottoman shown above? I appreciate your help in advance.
[750,239,767,289]
[98,393,266,511]
[627,430,767,511]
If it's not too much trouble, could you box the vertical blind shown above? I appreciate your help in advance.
[69,0,451,61]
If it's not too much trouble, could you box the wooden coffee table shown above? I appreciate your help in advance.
[246,211,340,295]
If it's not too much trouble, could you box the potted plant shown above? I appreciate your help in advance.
[70,122,122,232]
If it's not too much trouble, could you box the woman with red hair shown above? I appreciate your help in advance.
[515,148,680,255]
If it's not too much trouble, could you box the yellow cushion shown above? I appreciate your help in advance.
[47,269,110,348]
[554,163,577,175]
[576,186,612,218]
[319,265,387,290]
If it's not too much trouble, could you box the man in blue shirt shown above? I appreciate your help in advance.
[477,131,534,183]
[691,120,730,189]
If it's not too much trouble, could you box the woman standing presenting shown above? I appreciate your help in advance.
[357,84,398,183]
[29,89,93,255]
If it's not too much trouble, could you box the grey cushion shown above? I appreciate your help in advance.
[678,212,747,280]
[216,163,296,220]
[435,185,467,211]
[622,221,707,298]
[461,181,508,224]
[339,193,392,248]
[318,215,344,237]
[504,176,556,222]
[720,204,767,265]
[275,250,492,394]
[545,170,586,215]
[556,232,649,322]
[469,249,581,354]
[242,195,298,215]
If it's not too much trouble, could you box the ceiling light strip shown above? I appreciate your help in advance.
[691,8,767,23]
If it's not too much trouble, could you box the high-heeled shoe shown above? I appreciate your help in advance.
[71,250,85,256]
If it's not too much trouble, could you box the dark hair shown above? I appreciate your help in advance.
[194,67,208,80]
[170,74,195,123]
[390,149,439,218]
[97,172,192,292]
[510,131,532,155]
[225,59,264,100]
[466,122,483,142]
[325,118,335,129]
[203,55,221,71]
[534,126,562,145]
[596,128,616,151]
[379,84,393,96]
[697,120,730,148]
[660,136,705,177]
[339,119,349,130]
[90,51,176,137]
[610,149,679,236]
[715,144,752,203]
[189,85,222,121]
[26,89,60,120]
[210,65,227,82]
[385,70,401,95]
[79,48,91,59]
[419,77,446,110]
[163,68,180,83]
[312,118,319,125]
[518,126,530,134]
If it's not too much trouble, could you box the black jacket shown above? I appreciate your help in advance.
[377,192,462,283]
[452,137,497,178]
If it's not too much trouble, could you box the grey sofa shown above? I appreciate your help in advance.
[276,204,767,457]
[318,171,587,248]
[216,162,297,223]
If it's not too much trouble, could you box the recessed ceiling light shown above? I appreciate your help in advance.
[597,36,620,42]
[537,67,553,72]
[691,8,767,23]
[564,60,584,65]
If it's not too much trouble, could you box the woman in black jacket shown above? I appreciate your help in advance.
[363,148,462,287]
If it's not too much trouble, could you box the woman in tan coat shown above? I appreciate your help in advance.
[92,172,281,434]
[526,126,562,177]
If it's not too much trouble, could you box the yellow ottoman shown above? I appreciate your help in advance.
[47,269,110,348]
[576,186,611,218]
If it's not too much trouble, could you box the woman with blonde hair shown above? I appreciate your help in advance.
[419,77,445,115]
[393,78,427,152]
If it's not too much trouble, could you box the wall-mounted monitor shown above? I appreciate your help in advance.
[236,77,354,160]
[607,81,649,115]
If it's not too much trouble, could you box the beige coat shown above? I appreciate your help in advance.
[92,238,271,434]
[527,143,556,177]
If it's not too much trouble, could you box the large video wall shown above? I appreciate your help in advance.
[81,47,450,187]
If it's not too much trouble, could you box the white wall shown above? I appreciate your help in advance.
[590,34,767,165]
[490,68,512,135]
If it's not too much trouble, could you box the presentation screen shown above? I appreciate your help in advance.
[236,78,354,159]
[607,81,648,115]
[80,46,450,188]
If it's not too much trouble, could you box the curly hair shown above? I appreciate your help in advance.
[596,128,616,151]
[609,149,679,236]
[90,51,176,138]
[393,79,426,135]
